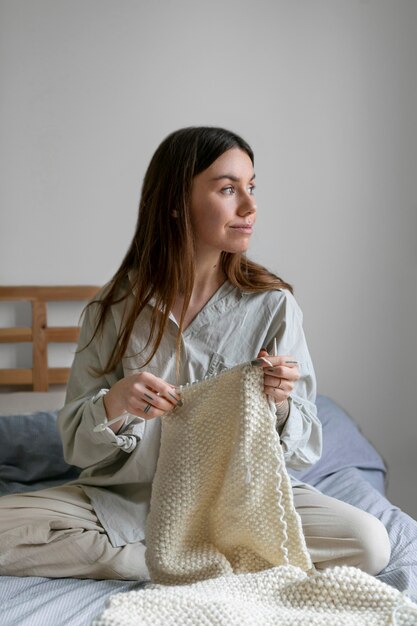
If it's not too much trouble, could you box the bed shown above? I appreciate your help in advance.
[0,286,416,625]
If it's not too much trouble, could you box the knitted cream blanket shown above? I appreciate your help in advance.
[94,363,417,626]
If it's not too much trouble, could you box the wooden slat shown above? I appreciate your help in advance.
[48,367,71,384]
[32,300,48,391]
[0,285,99,301]
[0,285,100,389]
[46,327,80,343]
[0,368,69,386]
[0,327,32,343]
[0,369,33,385]
[0,326,80,344]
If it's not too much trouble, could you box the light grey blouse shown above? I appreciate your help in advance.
[58,280,322,547]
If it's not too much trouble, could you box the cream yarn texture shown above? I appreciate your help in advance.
[94,364,417,626]
[146,362,312,583]
[94,565,416,626]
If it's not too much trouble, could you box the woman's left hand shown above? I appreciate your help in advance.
[256,349,300,406]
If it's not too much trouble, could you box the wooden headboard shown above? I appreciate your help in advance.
[0,286,100,391]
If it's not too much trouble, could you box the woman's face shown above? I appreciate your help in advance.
[189,148,256,258]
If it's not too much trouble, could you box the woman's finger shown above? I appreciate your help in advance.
[126,395,173,420]
[264,378,293,394]
[133,373,180,403]
[140,386,177,412]
[265,365,300,382]
[256,352,300,378]
[257,352,299,368]
[123,373,182,419]
[264,370,297,387]
[130,384,171,411]
[264,385,288,404]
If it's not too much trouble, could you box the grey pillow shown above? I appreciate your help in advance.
[290,394,386,486]
[0,411,79,484]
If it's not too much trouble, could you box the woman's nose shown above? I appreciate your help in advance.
[238,195,256,216]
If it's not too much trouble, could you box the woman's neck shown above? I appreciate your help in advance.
[193,256,226,297]
[172,255,226,329]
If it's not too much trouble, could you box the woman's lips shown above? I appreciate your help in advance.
[230,224,253,233]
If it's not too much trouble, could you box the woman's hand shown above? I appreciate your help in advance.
[103,372,181,433]
[256,349,300,420]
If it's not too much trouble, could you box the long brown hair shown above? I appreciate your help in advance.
[87,127,292,374]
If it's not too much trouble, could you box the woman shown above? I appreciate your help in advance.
[0,127,390,580]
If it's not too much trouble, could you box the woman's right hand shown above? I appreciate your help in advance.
[103,372,181,433]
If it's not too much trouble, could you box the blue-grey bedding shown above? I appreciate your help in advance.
[1,395,416,625]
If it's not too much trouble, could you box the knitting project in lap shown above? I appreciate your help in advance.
[94,364,417,625]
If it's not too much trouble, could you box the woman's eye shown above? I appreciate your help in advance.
[221,184,255,196]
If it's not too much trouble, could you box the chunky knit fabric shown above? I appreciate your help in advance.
[93,363,417,626]
[94,565,417,625]
[146,363,312,583]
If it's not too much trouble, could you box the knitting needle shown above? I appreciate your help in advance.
[267,338,278,411]
[264,339,301,368]
[93,413,129,432]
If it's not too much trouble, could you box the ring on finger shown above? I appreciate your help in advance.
[277,378,283,389]
[143,403,152,415]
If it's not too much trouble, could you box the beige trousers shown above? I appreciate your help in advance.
[0,483,390,580]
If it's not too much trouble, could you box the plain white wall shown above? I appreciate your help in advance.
[1,0,416,518]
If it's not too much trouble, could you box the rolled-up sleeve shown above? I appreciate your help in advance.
[266,291,322,470]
